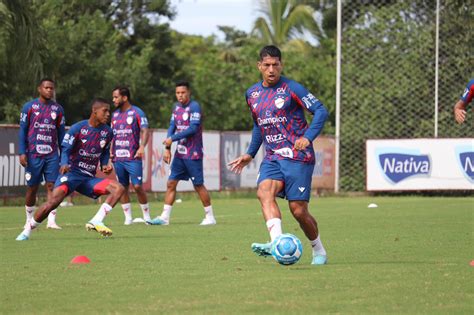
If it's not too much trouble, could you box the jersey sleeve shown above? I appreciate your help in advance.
[18,103,30,155]
[460,79,474,105]
[167,112,176,138]
[60,124,79,166]
[288,80,328,142]
[170,102,201,142]
[135,107,149,129]
[57,106,66,147]
[99,129,113,167]
[246,120,263,158]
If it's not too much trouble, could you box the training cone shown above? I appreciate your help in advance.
[470,260,474,267]
[71,255,91,264]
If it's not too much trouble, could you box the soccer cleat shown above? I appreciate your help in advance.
[124,218,133,226]
[251,242,272,257]
[146,217,169,225]
[311,254,328,265]
[199,217,216,226]
[16,233,29,241]
[47,222,62,230]
[85,222,113,237]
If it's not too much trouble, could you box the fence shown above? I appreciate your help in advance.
[337,0,473,191]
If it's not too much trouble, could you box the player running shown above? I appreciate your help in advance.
[19,78,65,230]
[111,86,152,225]
[228,45,329,265]
[147,81,216,226]
[453,78,473,124]
[16,98,125,241]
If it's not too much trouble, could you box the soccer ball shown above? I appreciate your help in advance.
[271,233,303,265]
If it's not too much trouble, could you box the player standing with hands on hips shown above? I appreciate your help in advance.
[18,78,65,230]
[228,45,329,265]
[148,81,216,226]
[111,86,153,225]
[453,78,473,124]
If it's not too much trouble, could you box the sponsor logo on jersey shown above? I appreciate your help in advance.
[80,128,88,135]
[100,130,108,137]
[81,139,87,144]
[113,112,119,117]
[265,134,285,143]
[34,112,40,116]
[36,144,53,154]
[257,116,288,126]
[378,153,430,183]
[51,105,58,111]
[128,111,134,115]
[36,134,53,142]
[32,104,39,110]
[177,144,188,155]
[116,149,130,158]
[276,87,286,94]
[274,97,285,109]
[273,147,294,158]
[301,93,319,109]
[20,113,27,122]
[79,149,101,158]
[33,122,56,130]
[78,161,96,171]
[251,90,260,98]
[190,112,200,121]
[115,140,129,146]
[252,102,258,109]
[51,112,57,120]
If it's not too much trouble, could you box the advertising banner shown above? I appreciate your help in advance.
[312,136,335,190]
[220,132,241,189]
[366,138,474,191]
[0,126,27,196]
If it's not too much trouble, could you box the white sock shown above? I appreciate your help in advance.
[204,205,214,219]
[310,235,327,256]
[25,206,36,222]
[161,204,172,221]
[266,218,282,242]
[47,209,57,223]
[90,203,113,223]
[122,203,132,221]
[140,203,151,221]
[24,218,40,237]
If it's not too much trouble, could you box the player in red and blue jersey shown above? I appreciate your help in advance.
[18,78,65,230]
[148,81,216,226]
[16,98,125,241]
[228,46,329,265]
[111,86,152,225]
[454,78,473,124]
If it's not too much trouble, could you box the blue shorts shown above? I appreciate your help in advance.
[25,154,60,186]
[54,171,112,199]
[257,159,315,201]
[114,160,143,186]
[169,158,204,186]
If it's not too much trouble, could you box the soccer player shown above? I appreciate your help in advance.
[19,78,65,230]
[228,45,329,265]
[16,98,125,241]
[111,86,152,225]
[453,78,473,124]
[148,81,216,226]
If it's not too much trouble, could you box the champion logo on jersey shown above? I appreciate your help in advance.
[51,112,57,120]
[298,187,305,192]
[81,139,87,143]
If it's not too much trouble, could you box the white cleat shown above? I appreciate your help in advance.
[47,222,62,230]
[124,218,133,226]
[200,217,216,226]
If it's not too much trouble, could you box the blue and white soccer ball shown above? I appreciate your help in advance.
[271,233,303,265]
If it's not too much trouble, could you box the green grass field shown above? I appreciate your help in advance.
[1,196,473,314]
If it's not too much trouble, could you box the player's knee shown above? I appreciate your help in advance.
[256,187,272,201]
[45,182,54,191]
[166,181,177,191]
[133,184,143,192]
[115,183,126,196]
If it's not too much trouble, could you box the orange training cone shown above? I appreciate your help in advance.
[71,255,91,264]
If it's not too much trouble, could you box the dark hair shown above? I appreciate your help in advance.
[113,85,131,99]
[90,97,111,109]
[259,45,282,61]
[38,78,55,86]
[175,81,190,89]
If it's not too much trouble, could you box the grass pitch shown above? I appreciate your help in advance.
[1,196,473,314]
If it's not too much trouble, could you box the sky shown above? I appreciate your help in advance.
[167,0,260,39]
